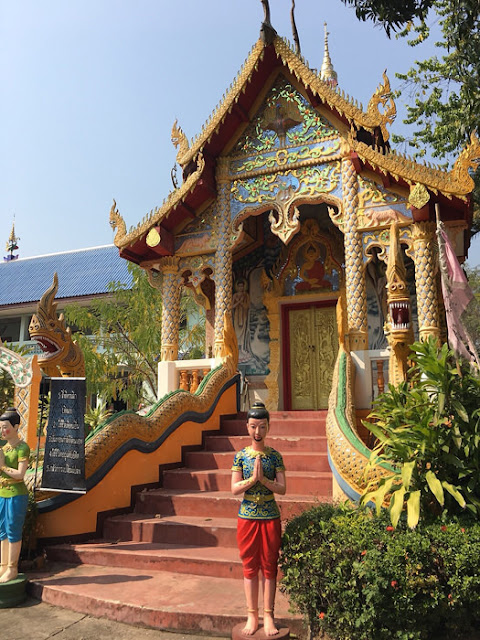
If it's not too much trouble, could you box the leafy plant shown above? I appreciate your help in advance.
[84,401,113,434]
[64,263,205,408]
[362,337,480,527]
[280,503,480,640]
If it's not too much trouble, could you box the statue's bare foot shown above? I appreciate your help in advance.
[0,567,18,583]
[242,611,259,636]
[263,612,279,636]
[0,565,6,578]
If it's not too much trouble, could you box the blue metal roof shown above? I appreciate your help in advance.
[0,245,133,306]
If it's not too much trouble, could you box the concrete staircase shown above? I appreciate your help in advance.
[29,411,332,636]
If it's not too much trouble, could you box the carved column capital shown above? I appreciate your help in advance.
[410,221,436,244]
[157,256,180,274]
[216,157,230,184]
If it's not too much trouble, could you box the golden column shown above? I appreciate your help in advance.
[158,256,181,361]
[342,156,368,349]
[214,170,233,359]
[411,222,440,341]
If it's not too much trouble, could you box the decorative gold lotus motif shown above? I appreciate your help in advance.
[408,183,430,210]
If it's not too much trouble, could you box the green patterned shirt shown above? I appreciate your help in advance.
[232,446,285,520]
[0,441,30,498]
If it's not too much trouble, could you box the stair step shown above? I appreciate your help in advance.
[45,541,244,579]
[103,513,238,547]
[28,563,304,636]
[185,450,330,471]
[37,409,330,636]
[134,489,325,520]
[220,419,326,437]
[162,468,333,493]
[204,434,328,452]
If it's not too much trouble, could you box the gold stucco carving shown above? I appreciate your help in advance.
[29,273,85,377]
[32,317,238,498]
[117,38,475,252]
[351,138,474,199]
[450,130,480,192]
[146,227,161,247]
[214,182,233,359]
[342,157,368,350]
[176,39,265,168]
[326,346,393,496]
[109,199,127,241]
[411,222,440,341]
[261,270,282,412]
[408,183,431,210]
[268,185,301,244]
[158,257,181,362]
[364,72,396,143]
[171,119,190,164]
[179,36,396,176]
[384,223,414,385]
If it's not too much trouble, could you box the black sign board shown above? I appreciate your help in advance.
[41,378,87,493]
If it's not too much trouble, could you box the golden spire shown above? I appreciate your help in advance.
[320,22,338,87]
[5,220,20,261]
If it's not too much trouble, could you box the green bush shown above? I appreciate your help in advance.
[362,338,480,526]
[280,503,480,640]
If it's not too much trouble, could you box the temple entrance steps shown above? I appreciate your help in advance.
[29,410,332,636]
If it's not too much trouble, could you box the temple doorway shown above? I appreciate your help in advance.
[281,300,338,410]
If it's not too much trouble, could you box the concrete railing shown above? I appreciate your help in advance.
[157,358,217,398]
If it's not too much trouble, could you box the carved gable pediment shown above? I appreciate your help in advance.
[232,75,339,160]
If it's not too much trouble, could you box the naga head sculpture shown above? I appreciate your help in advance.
[29,273,85,377]
[384,223,414,385]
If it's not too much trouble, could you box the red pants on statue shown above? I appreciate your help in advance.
[237,517,282,579]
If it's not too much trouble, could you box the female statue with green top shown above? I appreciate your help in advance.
[0,408,30,583]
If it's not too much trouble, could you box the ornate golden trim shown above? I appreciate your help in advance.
[111,154,206,249]
[351,138,475,198]
[180,36,397,169]
[176,40,265,167]
[408,183,430,210]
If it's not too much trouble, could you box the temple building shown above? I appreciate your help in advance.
[16,19,478,552]
[110,28,478,414]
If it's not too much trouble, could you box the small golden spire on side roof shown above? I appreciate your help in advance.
[320,23,338,87]
[5,220,20,261]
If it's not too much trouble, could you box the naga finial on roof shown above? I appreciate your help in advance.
[366,71,396,142]
[450,130,480,193]
[109,199,127,245]
[171,119,190,166]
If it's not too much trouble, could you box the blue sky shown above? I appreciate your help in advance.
[2,0,479,264]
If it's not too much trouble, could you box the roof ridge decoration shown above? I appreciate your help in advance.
[173,39,266,168]
[175,36,400,169]
[111,154,206,249]
[350,131,480,198]
[171,120,190,165]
